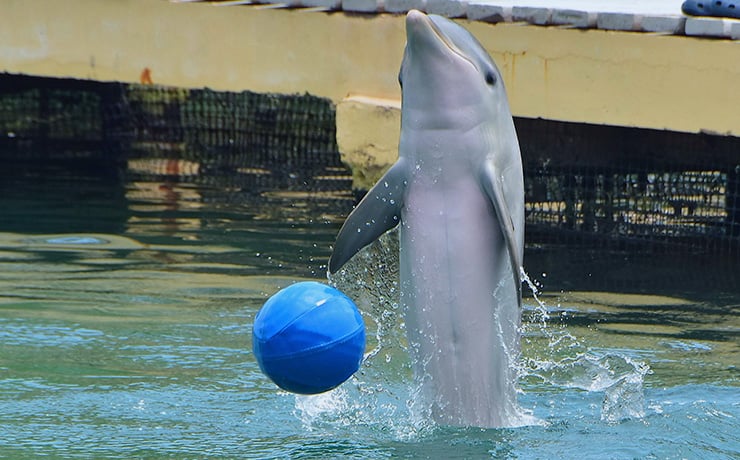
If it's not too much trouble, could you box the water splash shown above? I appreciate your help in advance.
[315,227,650,431]
[293,375,435,440]
[322,228,431,438]
[600,357,650,423]
[328,227,405,366]
[519,269,650,423]
[293,387,355,430]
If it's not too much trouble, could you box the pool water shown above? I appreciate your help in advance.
[0,164,737,458]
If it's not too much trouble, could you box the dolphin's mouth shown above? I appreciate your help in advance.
[406,10,477,70]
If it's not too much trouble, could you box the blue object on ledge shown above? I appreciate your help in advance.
[682,0,740,18]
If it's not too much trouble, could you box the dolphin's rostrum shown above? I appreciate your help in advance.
[330,10,526,428]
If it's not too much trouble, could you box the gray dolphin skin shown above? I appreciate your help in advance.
[329,10,525,428]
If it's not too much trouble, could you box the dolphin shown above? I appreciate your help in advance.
[329,10,525,428]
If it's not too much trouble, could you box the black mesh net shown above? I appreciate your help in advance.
[1,73,738,256]
[517,119,740,254]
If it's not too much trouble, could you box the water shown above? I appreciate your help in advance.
[0,163,738,459]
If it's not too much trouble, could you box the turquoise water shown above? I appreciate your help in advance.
[0,165,738,458]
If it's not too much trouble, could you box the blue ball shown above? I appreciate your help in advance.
[252,281,365,394]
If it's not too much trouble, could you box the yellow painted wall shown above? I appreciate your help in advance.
[0,0,404,101]
[474,22,740,136]
[1,0,738,139]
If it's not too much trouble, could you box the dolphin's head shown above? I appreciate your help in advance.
[400,10,510,130]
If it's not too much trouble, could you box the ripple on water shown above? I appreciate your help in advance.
[0,169,737,458]
[0,319,104,348]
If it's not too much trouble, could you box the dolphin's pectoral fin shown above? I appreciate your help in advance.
[480,161,523,308]
[329,158,408,274]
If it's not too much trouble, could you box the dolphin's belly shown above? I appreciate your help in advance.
[400,179,520,427]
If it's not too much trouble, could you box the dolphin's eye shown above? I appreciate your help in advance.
[485,71,497,86]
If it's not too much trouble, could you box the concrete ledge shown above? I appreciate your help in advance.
[641,15,686,34]
[385,0,426,13]
[467,3,511,22]
[302,0,342,9]
[685,17,737,37]
[426,0,467,17]
[2,0,738,140]
[342,0,384,12]
[597,12,642,31]
[185,0,740,39]
[336,96,401,189]
[512,6,551,25]
[551,9,596,28]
